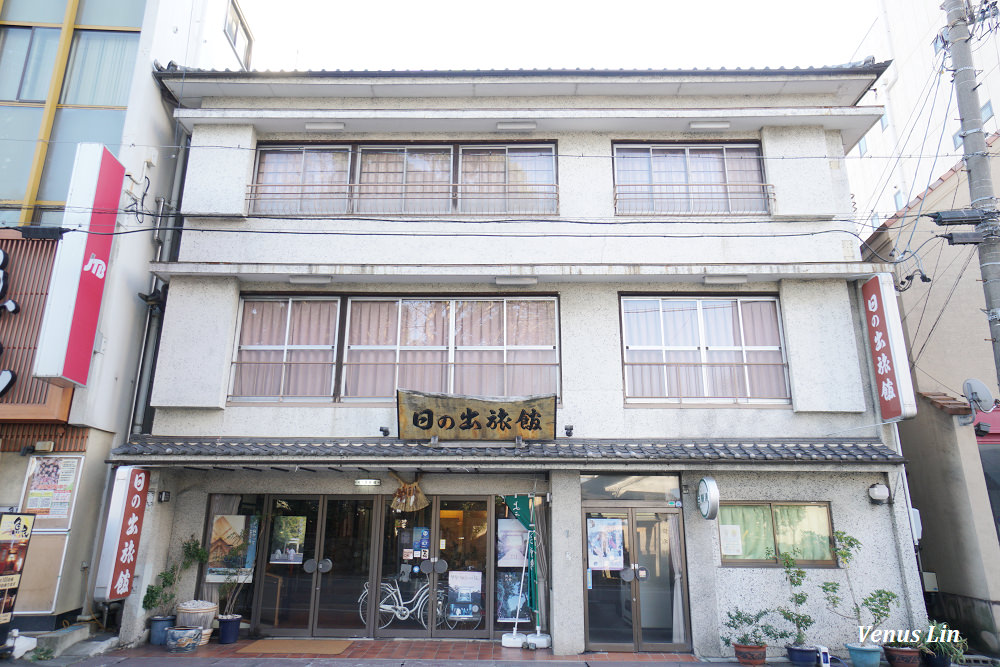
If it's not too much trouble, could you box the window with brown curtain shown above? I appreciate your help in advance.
[719,502,835,565]
[231,298,339,400]
[621,297,789,403]
[343,297,559,400]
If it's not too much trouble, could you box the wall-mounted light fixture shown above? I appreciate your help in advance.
[703,275,749,285]
[495,276,538,287]
[157,491,171,503]
[379,427,390,437]
[288,275,332,285]
[868,483,891,505]
[305,121,345,131]
[496,121,537,132]
[34,440,55,453]
[689,120,731,130]
[354,479,381,487]
[564,424,574,437]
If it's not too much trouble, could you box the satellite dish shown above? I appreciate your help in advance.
[963,378,995,414]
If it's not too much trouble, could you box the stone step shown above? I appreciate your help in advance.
[33,624,90,657]
[60,632,119,657]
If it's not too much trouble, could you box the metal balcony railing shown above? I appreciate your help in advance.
[624,360,790,402]
[246,182,559,216]
[230,360,560,400]
[614,182,774,215]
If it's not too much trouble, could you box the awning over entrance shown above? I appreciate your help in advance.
[111,435,905,471]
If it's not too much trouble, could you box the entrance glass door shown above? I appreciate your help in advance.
[257,497,321,635]
[373,497,491,638]
[584,508,687,651]
[315,498,375,635]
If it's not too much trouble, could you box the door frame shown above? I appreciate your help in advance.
[581,502,691,653]
[372,494,494,639]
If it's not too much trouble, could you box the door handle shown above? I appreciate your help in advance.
[318,558,333,573]
[303,558,317,573]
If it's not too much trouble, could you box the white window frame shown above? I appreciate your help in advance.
[229,296,340,402]
[252,146,352,215]
[613,143,768,215]
[355,145,454,215]
[621,296,791,404]
[342,296,560,401]
[224,0,252,69]
[457,144,557,214]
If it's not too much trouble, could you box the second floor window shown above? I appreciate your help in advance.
[344,298,559,399]
[230,296,559,401]
[614,144,769,215]
[621,296,790,403]
[251,144,557,216]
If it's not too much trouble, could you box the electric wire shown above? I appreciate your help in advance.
[911,247,978,364]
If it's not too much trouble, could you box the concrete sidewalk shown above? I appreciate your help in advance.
[7,659,741,667]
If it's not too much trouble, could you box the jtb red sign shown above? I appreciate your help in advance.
[108,468,149,600]
[862,275,916,422]
[34,144,124,387]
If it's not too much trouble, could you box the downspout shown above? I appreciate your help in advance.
[128,132,189,435]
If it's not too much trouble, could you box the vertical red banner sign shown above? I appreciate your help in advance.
[862,275,916,422]
[107,468,149,601]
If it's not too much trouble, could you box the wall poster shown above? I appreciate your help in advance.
[19,456,82,530]
[496,518,529,567]
[0,514,35,643]
[446,570,483,621]
[206,515,259,583]
[586,518,624,570]
[495,570,531,623]
[268,516,305,564]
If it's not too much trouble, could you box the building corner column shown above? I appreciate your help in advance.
[548,470,585,655]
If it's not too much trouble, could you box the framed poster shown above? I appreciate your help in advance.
[586,518,624,570]
[0,514,35,643]
[206,515,259,583]
[495,570,531,623]
[446,570,483,621]
[18,455,84,531]
[496,518,529,567]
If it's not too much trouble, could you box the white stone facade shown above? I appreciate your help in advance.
[121,66,927,656]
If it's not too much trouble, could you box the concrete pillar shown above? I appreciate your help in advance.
[549,470,585,655]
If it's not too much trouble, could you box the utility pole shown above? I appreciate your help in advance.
[943,0,1000,392]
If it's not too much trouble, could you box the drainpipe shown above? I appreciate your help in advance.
[128,133,189,435]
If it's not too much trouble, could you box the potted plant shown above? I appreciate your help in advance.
[773,548,817,667]
[722,607,792,666]
[141,564,178,645]
[920,621,968,667]
[216,525,255,644]
[884,638,923,667]
[821,531,900,667]
[173,535,214,645]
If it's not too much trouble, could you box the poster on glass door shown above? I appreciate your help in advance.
[446,570,483,621]
[268,516,305,564]
[586,518,624,570]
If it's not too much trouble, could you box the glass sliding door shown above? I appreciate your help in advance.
[435,499,488,634]
[315,497,375,635]
[584,508,688,651]
[257,497,321,635]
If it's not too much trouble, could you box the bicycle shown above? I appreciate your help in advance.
[357,570,481,630]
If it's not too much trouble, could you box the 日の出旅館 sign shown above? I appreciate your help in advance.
[93,467,149,602]
[397,390,556,441]
[861,275,916,422]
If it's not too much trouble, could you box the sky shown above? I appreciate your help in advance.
[236,0,882,72]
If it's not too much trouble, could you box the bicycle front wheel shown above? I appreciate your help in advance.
[377,588,396,629]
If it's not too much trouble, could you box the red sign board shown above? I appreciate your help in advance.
[862,275,916,422]
[107,468,149,601]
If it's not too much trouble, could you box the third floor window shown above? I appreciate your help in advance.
[250,144,557,216]
[613,144,770,215]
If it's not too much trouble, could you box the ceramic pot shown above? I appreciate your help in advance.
[149,616,174,646]
[217,615,241,644]
[165,626,202,653]
[921,649,952,667]
[885,646,922,667]
[733,643,768,666]
[176,601,217,646]
[846,643,883,667]
[786,644,818,667]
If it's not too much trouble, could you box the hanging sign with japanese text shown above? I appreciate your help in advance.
[0,514,34,644]
[397,389,556,441]
[93,467,149,602]
[862,275,916,422]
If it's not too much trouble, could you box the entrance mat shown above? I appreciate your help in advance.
[236,639,353,654]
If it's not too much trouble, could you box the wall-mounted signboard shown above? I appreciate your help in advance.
[397,390,556,441]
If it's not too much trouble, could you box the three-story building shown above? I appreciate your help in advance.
[111,64,927,656]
